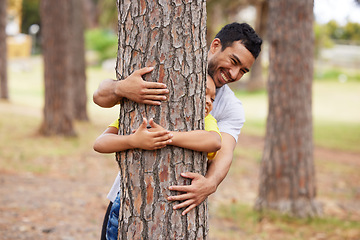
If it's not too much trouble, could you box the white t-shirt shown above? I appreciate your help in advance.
[107,84,245,202]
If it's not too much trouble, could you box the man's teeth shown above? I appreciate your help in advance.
[221,72,229,82]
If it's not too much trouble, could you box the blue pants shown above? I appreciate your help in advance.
[106,192,120,240]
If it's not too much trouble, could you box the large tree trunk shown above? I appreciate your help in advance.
[116,0,208,239]
[39,0,75,136]
[0,0,8,100]
[255,0,322,217]
[69,0,88,121]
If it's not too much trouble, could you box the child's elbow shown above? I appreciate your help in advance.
[213,140,222,152]
[208,138,221,152]
[93,141,104,153]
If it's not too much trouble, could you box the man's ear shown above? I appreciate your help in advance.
[210,38,222,54]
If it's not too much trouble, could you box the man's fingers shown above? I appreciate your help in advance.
[142,100,162,106]
[142,93,168,101]
[135,66,154,76]
[182,204,197,215]
[167,188,192,200]
[143,81,168,90]
[167,194,191,202]
[180,172,199,180]
[173,199,193,210]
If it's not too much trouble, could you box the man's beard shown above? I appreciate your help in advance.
[207,58,216,80]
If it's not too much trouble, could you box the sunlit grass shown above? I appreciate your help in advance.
[211,202,360,240]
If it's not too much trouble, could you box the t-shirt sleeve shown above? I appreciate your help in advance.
[204,114,221,160]
[217,99,245,142]
[108,119,119,129]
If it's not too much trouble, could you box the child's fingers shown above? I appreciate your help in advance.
[149,118,160,128]
[150,130,172,138]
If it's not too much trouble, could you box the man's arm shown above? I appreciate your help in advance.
[167,132,236,215]
[93,67,169,108]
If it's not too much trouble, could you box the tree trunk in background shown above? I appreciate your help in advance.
[69,0,88,121]
[0,0,8,100]
[255,0,322,217]
[39,0,75,136]
[246,0,268,91]
[83,0,98,28]
[116,0,208,239]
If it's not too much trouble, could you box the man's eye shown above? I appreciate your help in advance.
[211,98,215,102]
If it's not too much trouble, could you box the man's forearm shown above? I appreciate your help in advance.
[93,79,122,108]
[205,133,236,190]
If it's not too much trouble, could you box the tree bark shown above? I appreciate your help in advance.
[0,0,8,100]
[39,0,75,136]
[255,0,322,217]
[69,0,88,121]
[116,0,208,239]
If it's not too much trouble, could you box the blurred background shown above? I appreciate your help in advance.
[0,0,359,239]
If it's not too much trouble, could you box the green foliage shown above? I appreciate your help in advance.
[323,20,360,42]
[314,23,334,58]
[21,0,40,34]
[315,67,360,82]
[97,0,118,31]
[85,28,118,63]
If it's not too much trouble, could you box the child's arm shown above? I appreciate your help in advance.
[148,119,221,153]
[93,118,173,153]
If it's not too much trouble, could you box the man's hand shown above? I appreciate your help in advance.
[167,172,216,215]
[131,118,173,150]
[116,67,169,105]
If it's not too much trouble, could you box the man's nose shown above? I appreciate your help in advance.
[229,66,241,80]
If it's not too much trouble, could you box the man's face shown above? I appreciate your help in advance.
[208,39,255,88]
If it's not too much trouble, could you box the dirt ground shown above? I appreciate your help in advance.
[0,134,359,240]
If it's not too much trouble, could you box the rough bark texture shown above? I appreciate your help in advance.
[115,0,208,239]
[39,0,75,136]
[0,0,8,100]
[255,0,322,217]
[69,0,88,121]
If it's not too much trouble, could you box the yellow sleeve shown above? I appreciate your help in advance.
[108,119,119,129]
[205,114,221,160]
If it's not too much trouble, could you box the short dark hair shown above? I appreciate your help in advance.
[215,22,262,59]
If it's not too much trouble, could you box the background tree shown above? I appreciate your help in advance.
[39,0,75,136]
[116,0,208,238]
[246,0,268,91]
[0,0,8,100]
[255,0,322,217]
[69,0,88,121]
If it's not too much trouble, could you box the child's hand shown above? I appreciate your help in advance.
[131,118,172,150]
[147,118,167,132]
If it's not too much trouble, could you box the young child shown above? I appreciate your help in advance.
[93,75,221,159]
[93,75,221,240]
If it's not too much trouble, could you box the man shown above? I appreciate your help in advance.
[94,22,262,240]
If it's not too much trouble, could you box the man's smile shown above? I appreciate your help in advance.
[220,71,230,83]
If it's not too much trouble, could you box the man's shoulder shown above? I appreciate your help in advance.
[216,85,240,102]
[215,85,242,109]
